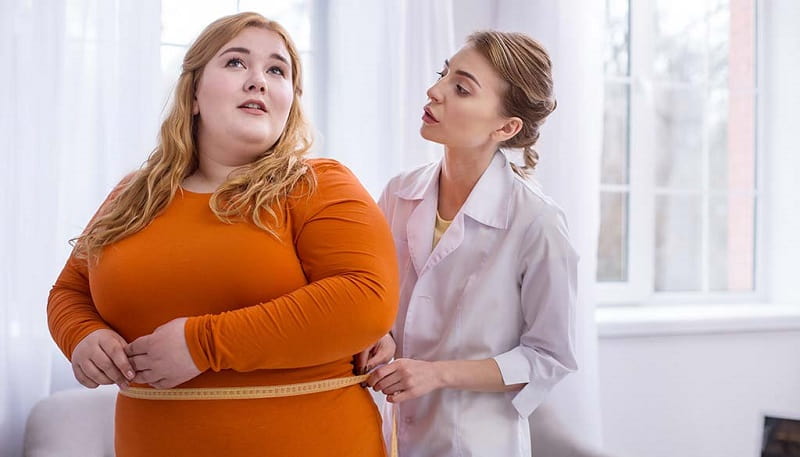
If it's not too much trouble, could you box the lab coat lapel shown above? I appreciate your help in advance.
[396,162,441,277]
[406,194,436,277]
[420,151,512,277]
[419,211,465,277]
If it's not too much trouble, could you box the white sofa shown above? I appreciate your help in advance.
[23,387,616,457]
[24,387,116,457]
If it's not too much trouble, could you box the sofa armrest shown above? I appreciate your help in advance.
[24,386,116,457]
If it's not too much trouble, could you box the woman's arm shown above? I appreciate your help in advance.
[48,255,112,359]
[491,207,579,417]
[368,357,524,403]
[181,161,400,373]
[48,178,137,388]
[437,359,524,392]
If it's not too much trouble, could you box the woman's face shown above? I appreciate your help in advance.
[420,44,510,150]
[192,27,294,165]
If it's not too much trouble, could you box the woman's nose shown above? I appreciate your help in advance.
[426,82,442,103]
[245,72,267,93]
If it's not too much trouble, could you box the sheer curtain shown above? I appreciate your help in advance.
[314,0,454,196]
[318,0,605,451]
[0,1,161,455]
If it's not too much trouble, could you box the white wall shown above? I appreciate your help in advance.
[598,329,800,457]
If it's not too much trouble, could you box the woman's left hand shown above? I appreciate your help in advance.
[353,333,396,376]
[367,358,445,403]
[125,317,202,389]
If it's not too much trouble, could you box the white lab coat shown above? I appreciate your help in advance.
[377,151,578,457]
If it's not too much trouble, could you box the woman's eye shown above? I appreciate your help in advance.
[456,84,469,96]
[436,70,445,79]
[267,66,285,76]
[226,58,245,68]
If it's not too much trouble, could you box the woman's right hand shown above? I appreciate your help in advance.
[70,329,135,389]
[353,333,396,375]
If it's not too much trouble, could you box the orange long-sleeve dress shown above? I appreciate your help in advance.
[47,159,399,457]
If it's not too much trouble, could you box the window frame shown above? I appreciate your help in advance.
[597,0,765,306]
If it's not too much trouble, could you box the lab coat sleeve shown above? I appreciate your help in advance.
[492,207,579,418]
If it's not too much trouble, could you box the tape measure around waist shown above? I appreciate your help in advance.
[118,374,399,457]
[119,374,369,400]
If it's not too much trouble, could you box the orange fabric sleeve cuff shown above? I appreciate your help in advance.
[185,315,212,372]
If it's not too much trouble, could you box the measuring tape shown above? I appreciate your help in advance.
[119,374,398,456]
[120,374,368,400]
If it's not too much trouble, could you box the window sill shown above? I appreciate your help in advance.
[596,304,800,338]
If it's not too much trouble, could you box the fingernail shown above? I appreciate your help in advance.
[126,371,134,380]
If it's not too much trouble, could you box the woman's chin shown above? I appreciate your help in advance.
[419,126,446,145]
[237,132,278,152]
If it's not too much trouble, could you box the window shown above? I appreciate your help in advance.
[159,0,313,121]
[598,0,759,304]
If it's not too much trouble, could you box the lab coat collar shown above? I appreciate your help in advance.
[394,161,441,201]
[459,151,512,230]
[394,151,513,230]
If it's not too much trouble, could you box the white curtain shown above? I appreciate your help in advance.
[0,1,161,455]
[319,0,605,451]
[315,0,455,196]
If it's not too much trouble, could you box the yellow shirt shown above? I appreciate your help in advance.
[433,210,453,248]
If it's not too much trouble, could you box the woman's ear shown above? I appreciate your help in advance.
[492,117,523,143]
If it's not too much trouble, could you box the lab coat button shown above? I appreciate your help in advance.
[404,416,414,424]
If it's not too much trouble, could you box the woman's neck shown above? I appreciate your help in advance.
[437,145,496,220]
[182,150,244,193]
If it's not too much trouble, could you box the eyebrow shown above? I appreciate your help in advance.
[219,47,290,65]
[444,59,482,88]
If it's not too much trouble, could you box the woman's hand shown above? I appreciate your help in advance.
[353,333,396,375]
[125,318,202,389]
[71,329,135,389]
[367,358,445,403]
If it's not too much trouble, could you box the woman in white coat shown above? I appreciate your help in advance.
[362,31,579,457]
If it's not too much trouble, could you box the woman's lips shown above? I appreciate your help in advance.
[239,107,266,116]
[422,108,439,124]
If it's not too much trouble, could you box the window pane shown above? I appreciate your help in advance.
[708,88,728,190]
[709,195,755,291]
[708,90,756,190]
[655,195,702,291]
[708,0,731,87]
[602,83,630,185]
[605,0,629,77]
[653,0,708,83]
[653,87,704,189]
[161,0,236,45]
[710,0,756,90]
[709,0,757,191]
[598,192,629,282]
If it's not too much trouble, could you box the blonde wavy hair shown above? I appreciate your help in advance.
[467,31,557,177]
[73,12,315,260]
